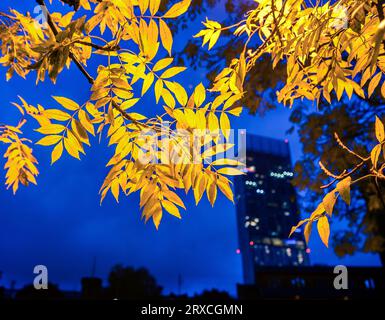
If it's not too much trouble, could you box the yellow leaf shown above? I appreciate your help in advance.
[183,108,196,128]
[150,0,161,15]
[317,216,330,248]
[36,124,65,134]
[113,88,133,100]
[111,179,120,203]
[45,109,71,121]
[227,107,242,117]
[217,176,233,202]
[162,200,181,218]
[161,88,176,108]
[217,167,244,176]
[153,58,173,72]
[310,203,325,220]
[159,19,173,56]
[196,109,207,130]
[207,179,217,206]
[208,30,221,50]
[371,19,385,71]
[208,112,219,132]
[368,72,382,97]
[163,0,191,18]
[371,144,382,168]
[304,221,313,244]
[160,67,186,79]
[51,141,63,164]
[121,98,140,110]
[139,0,149,14]
[220,112,230,139]
[193,172,206,205]
[193,83,206,107]
[163,190,186,209]
[289,218,309,237]
[165,81,188,105]
[148,19,159,47]
[36,135,62,146]
[52,96,79,111]
[142,72,155,96]
[375,116,385,142]
[152,209,163,230]
[322,191,337,216]
[78,110,95,136]
[155,79,164,103]
[336,177,351,206]
[202,143,234,158]
[64,136,80,159]
[211,158,243,166]
[72,120,89,146]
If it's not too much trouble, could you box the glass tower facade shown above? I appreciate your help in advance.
[234,134,309,284]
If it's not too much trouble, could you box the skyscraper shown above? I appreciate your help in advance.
[234,134,309,284]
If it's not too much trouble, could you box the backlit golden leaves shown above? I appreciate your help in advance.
[195,0,385,106]
[0,120,38,194]
[290,116,385,248]
[0,0,248,229]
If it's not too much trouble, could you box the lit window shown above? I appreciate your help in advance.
[298,253,304,264]
[286,248,292,257]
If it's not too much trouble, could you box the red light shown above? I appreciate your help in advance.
[236,249,241,254]
[284,139,289,143]
[249,241,254,246]
[306,248,311,254]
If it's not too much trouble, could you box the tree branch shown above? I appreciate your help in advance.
[36,0,94,84]
[75,40,120,52]
[35,0,145,124]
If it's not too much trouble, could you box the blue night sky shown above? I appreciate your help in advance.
[0,1,381,296]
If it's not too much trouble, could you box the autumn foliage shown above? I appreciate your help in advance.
[0,0,245,229]
[1,0,385,250]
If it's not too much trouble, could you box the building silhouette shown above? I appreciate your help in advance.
[234,134,309,284]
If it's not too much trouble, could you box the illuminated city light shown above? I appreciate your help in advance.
[270,171,294,178]
[306,248,311,254]
[249,241,254,246]
[246,166,256,172]
[236,249,241,254]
